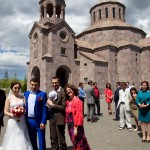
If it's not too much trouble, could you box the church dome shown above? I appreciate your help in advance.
[76,0,146,43]
[76,19,146,42]
[90,0,125,24]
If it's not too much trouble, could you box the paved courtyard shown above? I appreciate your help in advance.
[0,96,149,150]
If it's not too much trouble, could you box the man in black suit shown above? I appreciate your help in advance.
[114,82,121,121]
[0,89,6,134]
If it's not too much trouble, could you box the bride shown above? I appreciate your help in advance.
[0,81,33,150]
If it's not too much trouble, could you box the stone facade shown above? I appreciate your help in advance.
[27,0,150,92]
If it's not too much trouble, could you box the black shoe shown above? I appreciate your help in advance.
[146,140,150,143]
[142,140,146,143]
[87,118,91,122]
[91,119,95,123]
[113,119,119,121]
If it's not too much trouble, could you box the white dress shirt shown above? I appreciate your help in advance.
[28,91,36,117]
[121,90,126,103]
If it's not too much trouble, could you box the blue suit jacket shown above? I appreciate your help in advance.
[24,90,47,125]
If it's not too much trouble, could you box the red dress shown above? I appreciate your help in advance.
[104,88,113,103]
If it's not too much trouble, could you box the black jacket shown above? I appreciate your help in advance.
[114,87,121,103]
[0,89,6,127]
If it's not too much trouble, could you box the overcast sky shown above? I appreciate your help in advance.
[0,0,150,80]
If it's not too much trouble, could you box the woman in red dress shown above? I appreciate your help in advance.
[65,84,91,150]
[104,83,114,115]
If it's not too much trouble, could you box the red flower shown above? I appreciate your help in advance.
[12,106,25,122]
[38,97,43,101]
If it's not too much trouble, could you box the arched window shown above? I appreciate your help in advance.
[93,12,96,22]
[31,66,40,84]
[74,44,77,59]
[47,3,53,17]
[99,9,102,19]
[119,8,121,19]
[33,33,38,58]
[105,8,108,18]
[113,7,116,18]
[56,5,61,18]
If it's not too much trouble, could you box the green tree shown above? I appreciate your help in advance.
[22,76,27,92]
[0,79,4,88]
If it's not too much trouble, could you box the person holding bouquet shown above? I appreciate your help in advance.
[0,81,33,150]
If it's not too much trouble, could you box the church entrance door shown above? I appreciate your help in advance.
[56,66,71,88]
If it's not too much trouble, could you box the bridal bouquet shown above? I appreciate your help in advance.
[12,106,25,122]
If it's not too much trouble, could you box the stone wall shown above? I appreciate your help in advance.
[141,48,150,83]
[78,28,144,43]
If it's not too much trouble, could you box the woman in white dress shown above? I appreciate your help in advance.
[0,81,33,150]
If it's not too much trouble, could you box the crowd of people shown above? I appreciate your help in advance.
[113,81,150,143]
[0,78,150,150]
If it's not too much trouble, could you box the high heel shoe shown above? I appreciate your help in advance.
[146,140,150,143]
[142,140,146,143]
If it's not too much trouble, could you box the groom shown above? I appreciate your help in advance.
[24,78,47,150]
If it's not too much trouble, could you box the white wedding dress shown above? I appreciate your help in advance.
[0,98,33,150]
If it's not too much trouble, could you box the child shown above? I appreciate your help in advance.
[46,90,57,109]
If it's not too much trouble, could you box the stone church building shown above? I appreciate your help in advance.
[27,0,150,92]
